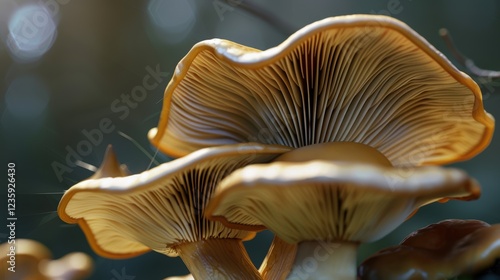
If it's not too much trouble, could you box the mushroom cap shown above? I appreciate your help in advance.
[0,239,52,279]
[0,239,93,280]
[205,161,480,244]
[0,238,52,260]
[164,275,194,280]
[358,219,500,279]
[40,252,94,280]
[89,145,130,179]
[149,14,494,166]
[58,143,290,259]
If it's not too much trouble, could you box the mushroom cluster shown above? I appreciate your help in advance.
[0,239,93,280]
[59,14,495,279]
[59,144,289,279]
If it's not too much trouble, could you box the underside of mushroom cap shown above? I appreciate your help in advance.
[358,219,500,279]
[58,143,290,259]
[205,161,480,244]
[149,14,494,166]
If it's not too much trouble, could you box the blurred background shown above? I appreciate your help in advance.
[0,0,499,279]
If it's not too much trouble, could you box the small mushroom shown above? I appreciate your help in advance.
[358,219,500,279]
[164,275,194,280]
[40,252,94,280]
[89,144,130,179]
[149,14,493,166]
[205,142,480,279]
[58,143,290,279]
[0,239,93,280]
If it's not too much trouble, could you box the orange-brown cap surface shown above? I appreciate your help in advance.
[358,219,500,279]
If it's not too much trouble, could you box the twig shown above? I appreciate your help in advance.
[439,28,500,79]
[224,0,296,35]
[117,131,160,167]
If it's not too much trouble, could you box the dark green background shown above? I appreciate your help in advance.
[1,0,499,279]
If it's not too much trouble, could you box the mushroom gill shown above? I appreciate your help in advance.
[205,143,481,279]
[149,15,494,166]
[58,143,290,279]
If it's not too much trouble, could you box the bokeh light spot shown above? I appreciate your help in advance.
[5,75,50,120]
[147,0,197,44]
[7,4,58,63]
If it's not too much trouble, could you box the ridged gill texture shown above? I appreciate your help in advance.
[150,15,493,166]
[58,143,290,258]
[206,161,480,243]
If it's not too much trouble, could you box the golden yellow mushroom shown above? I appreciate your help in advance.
[58,144,290,279]
[206,143,480,279]
[149,14,493,167]
[0,239,93,280]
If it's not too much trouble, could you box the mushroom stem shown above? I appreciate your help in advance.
[259,236,298,280]
[285,241,358,280]
[177,238,262,280]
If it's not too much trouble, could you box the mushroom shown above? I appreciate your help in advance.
[205,142,481,279]
[58,143,290,279]
[148,14,493,278]
[147,14,494,278]
[148,14,493,167]
[89,144,130,179]
[164,274,194,280]
[0,239,93,280]
[39,252,94,280]
[358,219,500,279]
